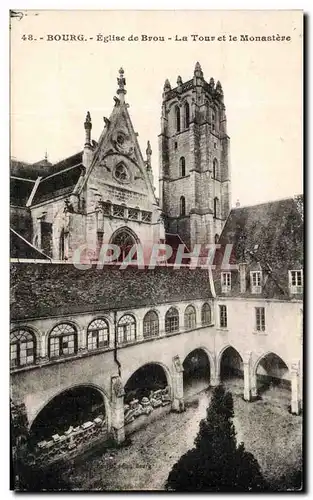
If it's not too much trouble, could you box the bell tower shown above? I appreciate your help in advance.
[158,62,231,249]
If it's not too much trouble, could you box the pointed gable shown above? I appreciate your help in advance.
[80,69,156,211]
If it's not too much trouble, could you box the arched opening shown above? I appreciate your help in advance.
[179,156,186,177]
[183,348,210,399]
[213,197,219,219]
[110,227,139,262]
[175,106,181,132]
[117,314,136,345]
[215,233,220,244]
[180,196,186,216]
[165,306,179,334]
[220,346,243,395]
[143,310,159,338]
[201,303,212,326]
[124,364,171,430]
[29,385,106,445]
[48,323,78,359]
[87,318,109,350]
[255,352,290,407]
[213,158,218,180]
[184,304,196,329]
[184,102,190,128]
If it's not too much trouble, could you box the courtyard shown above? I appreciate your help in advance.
[52,382,302,491]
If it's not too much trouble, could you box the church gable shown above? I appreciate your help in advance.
[81,69,156,212]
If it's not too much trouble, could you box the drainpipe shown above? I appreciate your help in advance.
[114,311,121,376]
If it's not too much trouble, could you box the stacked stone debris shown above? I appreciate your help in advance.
[124,386,171,424]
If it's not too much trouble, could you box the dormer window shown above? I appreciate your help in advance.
[250,271,262,294]
[221,272,231,293]
[289,270,303,294]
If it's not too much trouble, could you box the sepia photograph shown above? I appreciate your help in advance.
[9,9,303,492]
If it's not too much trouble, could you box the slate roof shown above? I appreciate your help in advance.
[10,152,84,207]
[10,263,212,320]
[10,229,51,261]
[31,164,84,205]
[214,196,303,299]
[10,177,35,206]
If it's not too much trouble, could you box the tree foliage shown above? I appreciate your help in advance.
[166,386,267,492]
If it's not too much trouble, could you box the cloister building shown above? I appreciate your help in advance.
[10,63,303,467]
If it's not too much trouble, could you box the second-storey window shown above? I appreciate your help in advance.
[49,323,78,359]
[219,305,227,328]
[87,319,109,350]
[255,307,265,332]
[289,270,303,294]
[184,305,196,329]
[221,272,231,293]
[165,307,179,334]
[117,315,136,344]
[251,271,262,294]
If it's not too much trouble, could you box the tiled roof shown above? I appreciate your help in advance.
[31,164,84,205]
[10,263,212,320]
[10,229,51,261]
[10,159,53,180]
[214,196,303,299]
[10,177,35,206]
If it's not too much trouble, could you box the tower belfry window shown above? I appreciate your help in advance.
[214,197,219,219]
[184,102,190,128]
[179,157,186,177]
[175,106,181,133]
[180,196,186,216]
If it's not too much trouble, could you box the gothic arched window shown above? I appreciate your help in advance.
[201,303,212,326]
[180,196,186,216]
[179,157,186,177]
[10,329,36,368]
[213,158,218,180]
[184,305,196,329]
[111,228,138,262]
[184,102,190,128]
[49,323,77,359]
[214,197,220,219]
[215,233,220,244]
[117,314,136,344]
[175,106,181,133]
[165,307,179,334]
[143,310,159,338]
[87,318,109,350]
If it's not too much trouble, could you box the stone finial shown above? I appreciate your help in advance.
[177,75,183,86]
[146,140,152,169]
[44,150,48,162]
[236,199,240,208]
[84,111,92,146]
[216,80,224,100]
[194,61,203,78]
[163,79,171,92]
[209,77,215,88]
[117,67,126,102]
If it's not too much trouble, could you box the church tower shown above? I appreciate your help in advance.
[159,62,231,249]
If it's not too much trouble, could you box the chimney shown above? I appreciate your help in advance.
[239,263,247,293]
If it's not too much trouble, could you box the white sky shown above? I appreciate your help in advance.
[10,10,303,207]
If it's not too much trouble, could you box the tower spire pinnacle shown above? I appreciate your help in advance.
[117,67,127,103]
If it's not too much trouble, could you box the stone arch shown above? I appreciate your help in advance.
[123,361,172,403]
[182,347,212,398]
[28,383,111,443]
[216,344,244,381]
[253,351,290,397]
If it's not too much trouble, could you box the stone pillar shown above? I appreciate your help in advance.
[210,359,220,387]
[291,363,301,415]
[243,352,252,401]
[111,376,125,444]
[172,355,184,412]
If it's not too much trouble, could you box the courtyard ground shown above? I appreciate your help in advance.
[58,380,302,491]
